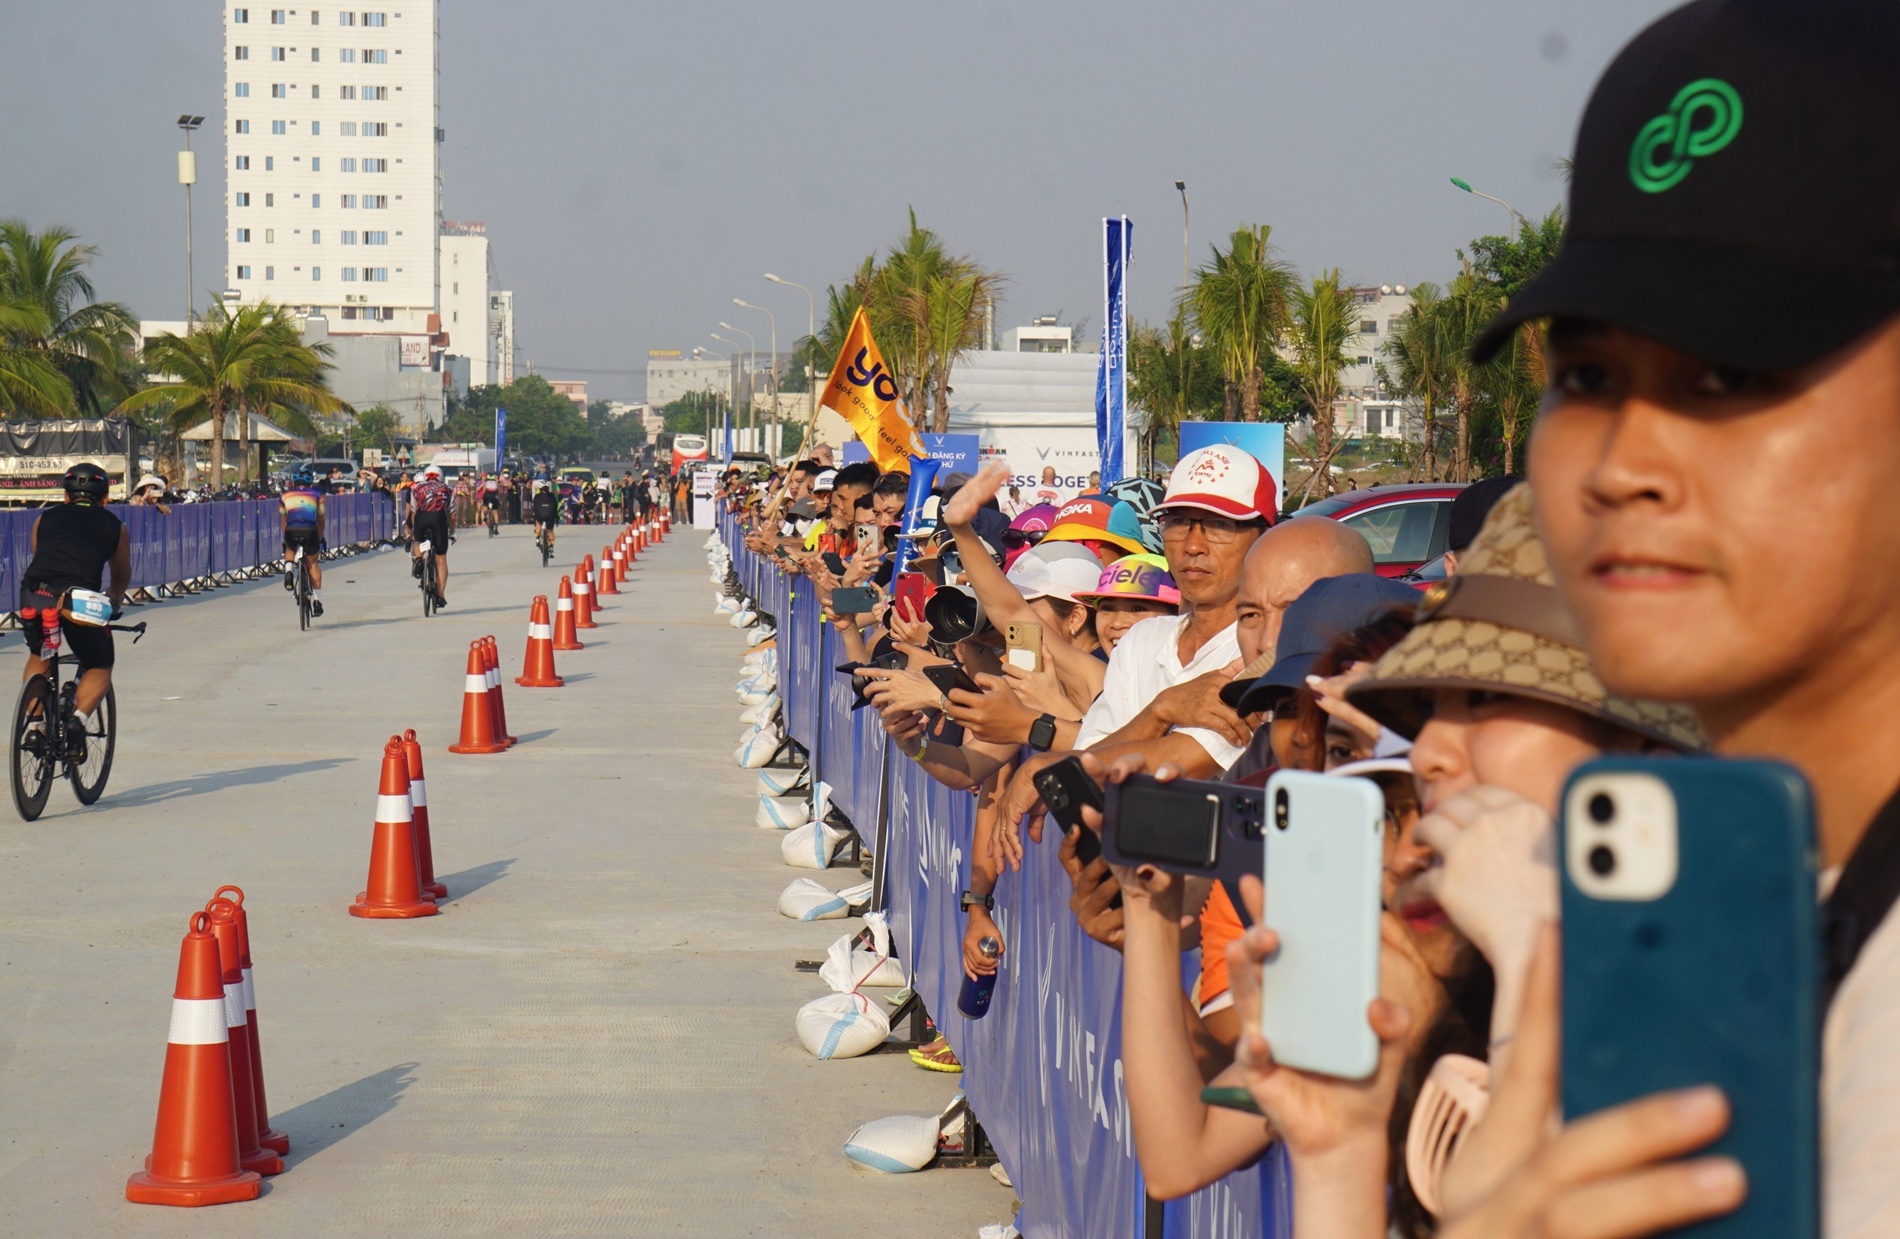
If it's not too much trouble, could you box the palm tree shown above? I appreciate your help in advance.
[1487,321,1544,475]
[117,302,347,484]
[1439,262,1504,481]
[920,263,1005,432]
[0,294,75,415]
[0,220,138,416]
[1187,225,1294,421]
[1285,270,1362,498]
[858,212,1004,434]
[1385,282,1450,479]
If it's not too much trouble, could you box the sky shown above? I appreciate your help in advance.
[1,0,1684,402]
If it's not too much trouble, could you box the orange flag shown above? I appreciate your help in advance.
[819,307,925,471]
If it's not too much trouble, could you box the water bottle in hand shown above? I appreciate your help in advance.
[958,936,1001,1019]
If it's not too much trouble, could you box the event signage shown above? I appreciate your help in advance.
[819,307,926,471]
[494,406,507,466]
[0,419,134,504]
[1095,216,1133,486]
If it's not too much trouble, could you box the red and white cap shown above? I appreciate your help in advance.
[1153,446,1277,522]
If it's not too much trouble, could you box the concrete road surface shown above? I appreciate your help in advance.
[0,521,1011,1237]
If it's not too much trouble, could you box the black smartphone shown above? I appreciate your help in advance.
[822,551,847,576]
[1102,773,1265,881]
[831,586,877,615]
[1034,756,1105,836]
[923,662,981,697]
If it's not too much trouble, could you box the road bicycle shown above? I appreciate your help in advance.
[11,599,146,820]
[417,535,440,617]
[291,545,314,630]
[485,500,500,537]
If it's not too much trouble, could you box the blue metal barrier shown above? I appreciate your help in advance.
[717,511,1289,1239]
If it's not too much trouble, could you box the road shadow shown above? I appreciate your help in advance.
[277,1062,420,1168]
[558,671,596,683]
[111,758,355,807]
[510,729,556,745]
[438,857,514,900]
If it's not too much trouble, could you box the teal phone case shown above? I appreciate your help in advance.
[1260,770,1385,1080]
[1560,757,1819,1239]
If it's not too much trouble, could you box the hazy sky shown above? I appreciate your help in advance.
[2,0,1682,402]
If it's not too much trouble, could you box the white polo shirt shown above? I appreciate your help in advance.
[1075,613,1244,767]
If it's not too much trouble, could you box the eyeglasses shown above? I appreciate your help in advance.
[1001,528,1047,550]
[1156,510,1254,543]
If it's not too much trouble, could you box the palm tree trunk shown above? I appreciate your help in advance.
[237,401,253,483]
[1315,397,1335,496]
[1421,392,1438,480]
[208,402,226,488]
[930,373,951,434]
[1240,366,1262,421]
[1454,384,1473,482]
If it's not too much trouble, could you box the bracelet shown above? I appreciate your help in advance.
[908,736,929,761]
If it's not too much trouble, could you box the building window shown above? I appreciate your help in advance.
[265,266,274,280]
[340,157,356,172]
[233,8,248,21]
[236,192,251,206]
[339,10,355,23]
[312,230,321,243]
[270,8,284,23]
[235,155,250,170]
[1360,319,1378,334]
[452,281,458,293]
[312,193,320,207]
[264,229,274,242]
[364,12,386,26]
[234,45,249,59]
[264,156,273,170]
[364,49,387,63]
[363,158,386,172]
[365,267,387,282]
[271,46,285,60]
[270,82,285,98]
[341,230,357,244]
[234,82,250,97]
[271,120,286,134]
[340,47,356,63]
[364,231,387,244]
[236,228,252,242]
[237,265,252,279]
[264,192,273,206]
[363,122,387,137]
[313,267,321,280]
[364,85,387,100]
[234,119,250,134]
[341,268,357,282]
[339,85,355,99]
[311,156,320,171]
[340,122,356,136]
[310,121,319,135]
[340,194,355,208]
[311,9,319,23]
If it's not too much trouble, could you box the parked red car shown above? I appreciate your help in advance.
[1286,483,1467,579]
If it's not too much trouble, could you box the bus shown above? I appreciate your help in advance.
[671,433,709,476]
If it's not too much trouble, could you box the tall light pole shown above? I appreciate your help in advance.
[178,115,205,326]
[1171,179,1191,480]
[1174,180,1190,299]
[1448,176,1525,235]
[694,346,725,446]
[712,331,748,455]
[765,273,816,460]
[733,298,777,460]
[718,322,757,451]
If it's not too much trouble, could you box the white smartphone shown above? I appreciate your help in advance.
[1259,770,1386,1080]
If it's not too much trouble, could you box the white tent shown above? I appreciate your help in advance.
[943,352,1099,493]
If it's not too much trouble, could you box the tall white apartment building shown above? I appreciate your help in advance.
[222,3,441,333]
[440,221,510,386]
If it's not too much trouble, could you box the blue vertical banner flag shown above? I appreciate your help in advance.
[494,407,507,465]
[1095,216,1133,486]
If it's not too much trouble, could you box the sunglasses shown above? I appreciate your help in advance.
[1001,528,1048,551]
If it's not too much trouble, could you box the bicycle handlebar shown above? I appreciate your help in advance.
[106,622,148,643]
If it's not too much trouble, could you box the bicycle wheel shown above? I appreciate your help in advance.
[540,532,552,567]
[297,558,311,631]
[10,675,55,821]
[68,684,115,805]
[421,552,436,617]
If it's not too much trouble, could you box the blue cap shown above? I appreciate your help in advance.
[1231,574,1421,715]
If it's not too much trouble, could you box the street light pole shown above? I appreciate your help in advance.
[718,322,757,452]
[1448,176,1525,235]
[734,299,777,460]
[765,273,816,462]
[177,115,205,326]
[713,331,750,456]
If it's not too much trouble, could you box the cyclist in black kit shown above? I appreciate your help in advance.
[530,480,560,550]
[19,463,131,743]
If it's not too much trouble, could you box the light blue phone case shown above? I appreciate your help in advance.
[1260,770,1386,1080]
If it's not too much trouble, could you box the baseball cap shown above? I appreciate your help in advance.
[1043,496,1148,556]
[1447,475,1523,553]
[1228,573,1422,715]
[1006,544,1111,603]
[1072,554,1183,608]
[812,469,838,493]
[895,494,944,539]
[422,464,442,478]
[1154,446,1277,522]
[1474,0,1900,370]
[1010,503,1060,536]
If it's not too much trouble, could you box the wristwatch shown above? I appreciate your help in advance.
[960,890,995,913]
[1027,713,1058,753]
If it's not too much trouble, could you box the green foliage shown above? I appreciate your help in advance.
[1285,270,1363,497]
[445,373,591,457]
[1187,224,1295,421]
[352,405,399,451]
[661,391,727,436]
[585,399,646,459]
[0,220,139,417]
[1467,208,1566,301]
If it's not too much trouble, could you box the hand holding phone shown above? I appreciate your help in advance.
[1006,621,1043,673]
[923,661,981,698]
[831,586,877,616]
[1033,756,1105,837]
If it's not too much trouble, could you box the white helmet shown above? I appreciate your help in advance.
[422,464,442,479]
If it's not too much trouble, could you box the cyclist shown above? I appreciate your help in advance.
[530,480,560,553]
[481,471,501,536]
[20,464,131,752]
[279,472,327,618]
[409,463,452,608]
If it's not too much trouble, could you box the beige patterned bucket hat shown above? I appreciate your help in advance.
[1349,485,1702,750]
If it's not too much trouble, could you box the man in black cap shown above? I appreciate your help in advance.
[1269,2,1900,1235]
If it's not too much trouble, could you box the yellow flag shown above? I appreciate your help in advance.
[819,307,925,471]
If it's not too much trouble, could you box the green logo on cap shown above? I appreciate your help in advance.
[1629,78,1743,193]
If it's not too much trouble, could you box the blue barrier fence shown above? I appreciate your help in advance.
[0,494,394,609]
[720,514,1289,1239]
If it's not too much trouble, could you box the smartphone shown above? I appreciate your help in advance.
[1101,773,1266,879]
[923,662,981,698]
[855,523,878,549]
[1258,770,1385,1080]
[822,551,847,576]
[1034,756,1104,836]
[831,586,877,616]
[893,572,936,623]
[1559,758,1818,1239]
[772,545,792,560]
[1200,1085,1263,1117]
[1006,621,1042,673]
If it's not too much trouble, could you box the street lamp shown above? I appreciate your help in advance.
[177,115,205,326]
[765,273,817,459]
[718,321,757,450]
[712,331,747,455]
[734,298,777,460]
[1448,176,1525,234]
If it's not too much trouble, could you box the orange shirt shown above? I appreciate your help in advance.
[1197,882,1245,1014]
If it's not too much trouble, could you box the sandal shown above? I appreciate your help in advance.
[909,1035,963,1073]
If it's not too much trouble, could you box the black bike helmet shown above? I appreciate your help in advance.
[62,462,110,503]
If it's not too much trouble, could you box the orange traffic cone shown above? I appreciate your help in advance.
[208,885,289,1156]
[448,645,508,754]
[125,911,263,1206]
[572,565,597,629]
[483,637,518,747]
[635,524,646,555]
[204,897,283,1177]
[598,547,620,594]
[552,577,584,651]
[517,596,564,687]
[611,543,628,585]
[351,737,440,917]
[402,731,448,900]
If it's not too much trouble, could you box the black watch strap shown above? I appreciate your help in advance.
[961,890,994,912]
[1028,713,1058,752]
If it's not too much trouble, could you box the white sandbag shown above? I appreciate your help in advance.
[757,794,811,830]
[746,625,775,647]
[738,699,773,726]
[739,683,776,706]
[796,991,890,1060]
[715,597,740,616]
[758,767,809,797]
[735,724,782,769]
[843,1114,940,1172]
[819,914,905,991]
[729,608,755,629]
[782,818,852,869]
[778,876,852,921]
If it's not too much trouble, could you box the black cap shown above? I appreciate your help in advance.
[1222,574,1421,715]
[1448,475,1523,553]
[1475,0,1900,369]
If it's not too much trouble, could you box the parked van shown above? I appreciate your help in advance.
[426,446,495,478]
